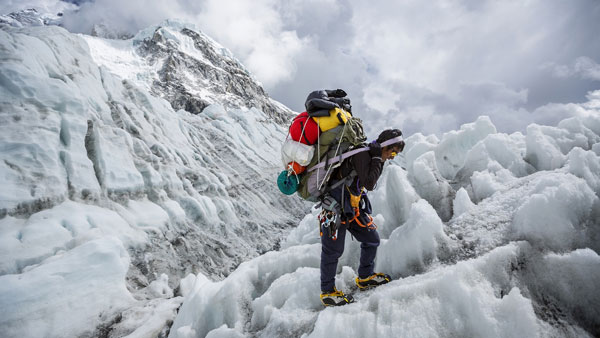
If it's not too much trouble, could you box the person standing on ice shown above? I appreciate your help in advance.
[319,128,405,306]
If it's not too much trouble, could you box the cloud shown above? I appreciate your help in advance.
[358,80,532,136]
[191,0,313,87]
[3,0,600,138]
[60,0,191,35]
[342,0,600,136]
[584,89,600,109]
[574,57,600,81]
[0,0,75,14]
[543,57,600,81]
[57,0,313,87]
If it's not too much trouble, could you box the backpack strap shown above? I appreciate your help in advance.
[308,135,404,173]
[328,169,357,191]
[309,147,367,173]
[299,121,312,145]
[316,170,357,209]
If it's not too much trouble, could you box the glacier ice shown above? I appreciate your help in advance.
[170,104,600,337]
[452,187,475,218]
[0,22,306,338]
[2,17,600,338]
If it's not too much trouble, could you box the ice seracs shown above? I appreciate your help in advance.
[452,187,475,218]
[1,12,600,338]
[172,109,600,337]
[0,21,305,338]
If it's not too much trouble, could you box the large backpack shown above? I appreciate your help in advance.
[297,117,366,201]
[278,89,366,201]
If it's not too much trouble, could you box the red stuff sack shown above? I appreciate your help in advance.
[289,112,319,145]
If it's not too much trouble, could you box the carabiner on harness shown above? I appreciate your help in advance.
[319,209,339,240]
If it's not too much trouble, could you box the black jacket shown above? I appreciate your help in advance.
[329,149,383,217]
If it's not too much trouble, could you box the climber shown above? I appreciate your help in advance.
[319,128,405,307]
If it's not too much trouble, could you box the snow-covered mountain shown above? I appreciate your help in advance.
[0,8,64,28]
[84,20,290,123]
[1,13,600,338]
[0,19,305,338]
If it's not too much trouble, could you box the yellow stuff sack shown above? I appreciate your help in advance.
[349,187,364,208]
[312,107,352,132]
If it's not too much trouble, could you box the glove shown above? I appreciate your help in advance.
[369,142,382,158]
[329,97,350,106]
[328,97,352,113]
[325,89,347,98]
[343,103,352,113]
[340,97,351,113]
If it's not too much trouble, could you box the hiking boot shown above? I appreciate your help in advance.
[320,287,354,307]
[355,273,392,290]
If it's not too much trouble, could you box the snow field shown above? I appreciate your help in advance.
[470,168,518,202]
[376,199,451,277]
[1,23,304,338]
[566,146,600,195]
[108,274,185,338]
[433,115,497,179]
[0,237,133,338]
[453,187,475,218]
[0,199,180,337]
[281,210,321,248]
[408,151,454,221]
[169,244,322,338]
[174,240,596,337]
[309,243,543,338]
[0,26,101,210]
[2,23,293,219]
[512,174,598,251]
[172,106,600,337]
[369,164,420,238]
[0,201,147,275]
[399,112,600,220]
[528,248,600,332]
[456,132,533,182]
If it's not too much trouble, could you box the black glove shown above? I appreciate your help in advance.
[328,97,350,106]
[325,89,347,98]
[369,142,382,158]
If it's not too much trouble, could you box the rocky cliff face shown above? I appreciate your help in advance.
[134,22,292,124]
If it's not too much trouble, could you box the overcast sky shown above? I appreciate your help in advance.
[3,0,600,137]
